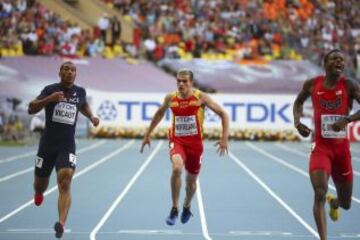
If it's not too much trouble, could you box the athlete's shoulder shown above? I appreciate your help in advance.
[344,78,358,87]
[192,88,202,99]
[45,83,60,90]
[302,77,318,93]
[167,91,177,99]
[344,78,360,94]
[73,84,86,95]
[73,84,85,91]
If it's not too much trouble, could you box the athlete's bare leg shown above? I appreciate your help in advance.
[170,154,184,208]
[331,181,352,210]
[183,172,197,208]
[34,175,50,194]
[57,168,74,225]
[310,170,329,240]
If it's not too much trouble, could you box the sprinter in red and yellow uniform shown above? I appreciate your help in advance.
[141,69,229,226]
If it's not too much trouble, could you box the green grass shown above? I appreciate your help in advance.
[0,141,28,147]
[0,138,37,147]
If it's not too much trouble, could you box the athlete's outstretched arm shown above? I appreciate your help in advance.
[293,79,313,137]
[80,102,99,127]
[333,79,360,131]
[28,91,65,115]
[140,94,171,153]
[201,93,229,156]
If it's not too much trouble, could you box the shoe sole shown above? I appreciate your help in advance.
[166,218,177,226]
[181,218,190,224]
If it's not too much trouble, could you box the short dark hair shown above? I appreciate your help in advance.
[177,69,193,80]
[60,61,74,71]
[324,49,341,64]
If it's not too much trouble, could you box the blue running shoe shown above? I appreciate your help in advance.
[166,207,178,225]
[181,206,193,224]
[54,222,64,238]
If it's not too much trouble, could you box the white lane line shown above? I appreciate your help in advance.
[0,140,107,183]
[0,168,33,183]
[117,229,182,235]
[0,140,135,224]
[90,141,163,240]
[275,143,310,158]
[196,179,212,240]
[0,151,37,164]
[276,142,360,176]
[229,151,319,239]
[246,142,360,204]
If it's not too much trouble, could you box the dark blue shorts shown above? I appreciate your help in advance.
[35,149,77,178]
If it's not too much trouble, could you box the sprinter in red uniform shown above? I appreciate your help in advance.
[293,49,360,240]
[141,69,229,225]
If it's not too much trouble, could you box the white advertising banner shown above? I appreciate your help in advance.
[88,90,296,130]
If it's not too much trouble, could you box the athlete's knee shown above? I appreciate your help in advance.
[186,181,196,192]
[171,155,183,176]
[58,177,72,192]
[314,187,327,202]
[57,170,73,192]
[172,165,182,176]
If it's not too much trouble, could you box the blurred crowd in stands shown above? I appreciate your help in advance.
[0,97,28,142]
[1,0,359,141]
[0,0,123,58]
[1,0,359,77]
[103,0,360,78]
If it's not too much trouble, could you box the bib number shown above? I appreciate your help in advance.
[52,102,77,125]
[174,115,198,137]
[321,114,346,139]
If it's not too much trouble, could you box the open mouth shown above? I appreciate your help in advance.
[334,65,343,72]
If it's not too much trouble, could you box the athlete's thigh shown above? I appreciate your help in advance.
[184,143,203,175]
[332,146,353,204]
[331,145,352,183]
[55,151,77,172]
[35,150,57,178]
[310,169,329,191]
[309,142,332,176]
[334,181,352,206]
[170,141,186,164]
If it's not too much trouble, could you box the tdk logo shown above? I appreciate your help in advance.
[97,100,118,120]
[114,101,290,123]
[224,102,291,123]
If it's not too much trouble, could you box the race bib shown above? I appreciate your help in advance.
[69,153,77,166]
[35,156,43,168]
[174,115,198,137]
[321,114,346,138]
[52,102,77,125]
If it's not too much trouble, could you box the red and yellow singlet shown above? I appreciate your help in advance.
[168,89,205,145]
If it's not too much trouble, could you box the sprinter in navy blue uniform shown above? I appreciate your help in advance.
[28,61,99,238]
